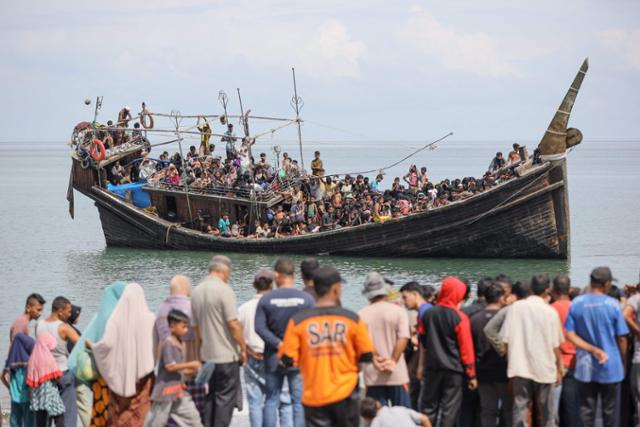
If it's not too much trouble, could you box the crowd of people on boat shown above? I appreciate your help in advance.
[99,106,529,238]
[4,258,639,427]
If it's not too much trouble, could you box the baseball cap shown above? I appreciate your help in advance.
[362,272,392,300]
[590,266,616,284]
[254,268,275,283]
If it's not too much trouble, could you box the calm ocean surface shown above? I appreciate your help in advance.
[0,138,638,409]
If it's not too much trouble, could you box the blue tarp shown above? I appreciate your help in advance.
[107,182,151,208]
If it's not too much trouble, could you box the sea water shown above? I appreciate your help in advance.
[0,139,638,412]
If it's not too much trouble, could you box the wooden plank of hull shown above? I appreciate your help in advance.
[86,161,570,259]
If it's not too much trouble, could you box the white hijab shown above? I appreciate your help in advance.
[93,283,156,397]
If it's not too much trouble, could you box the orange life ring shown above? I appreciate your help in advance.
[141,110,154,129]
[90,139,106,161]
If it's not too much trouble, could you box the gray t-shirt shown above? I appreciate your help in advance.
[371,406,424,427]
[151,337,184,402]
[625,294,640,364]
[191,276,240,363]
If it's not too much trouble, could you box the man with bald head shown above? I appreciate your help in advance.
[192,255,248,427]
[154,275,206,424]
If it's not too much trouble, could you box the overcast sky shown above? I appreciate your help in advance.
[1,0,639,144]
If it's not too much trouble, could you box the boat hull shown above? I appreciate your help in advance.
[84,161,570,259]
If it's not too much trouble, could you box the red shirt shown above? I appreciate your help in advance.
[551,300,576,369]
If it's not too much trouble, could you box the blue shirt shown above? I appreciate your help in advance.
[565,293,629,383]
[254,287,315,372]
[218,218,230,234]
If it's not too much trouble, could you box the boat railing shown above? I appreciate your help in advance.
[145,175,302,204]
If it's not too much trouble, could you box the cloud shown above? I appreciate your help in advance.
[599,28,640,70]
[0,3,366,81]
[298,20,367,78]
[401,7,516,77]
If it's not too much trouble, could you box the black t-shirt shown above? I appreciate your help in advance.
[470,308,508,383]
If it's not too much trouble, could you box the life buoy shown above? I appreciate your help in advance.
[141,110,154,129]
[90,139,106,161]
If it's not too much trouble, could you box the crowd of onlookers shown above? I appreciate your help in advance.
[4,258,639,427]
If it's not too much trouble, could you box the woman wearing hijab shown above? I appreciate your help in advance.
[68,282,127,427]
[87,282,156,427]
[27,332,65,427]
[65,304,92,427]
[2,333,35,426]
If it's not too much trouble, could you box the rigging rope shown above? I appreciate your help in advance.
[322,132,453,178]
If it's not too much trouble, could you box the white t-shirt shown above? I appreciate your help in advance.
[500,295,564,384]
[371,406,425,427]
[238,294,265,354]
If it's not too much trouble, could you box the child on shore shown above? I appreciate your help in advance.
[144,309,203,427]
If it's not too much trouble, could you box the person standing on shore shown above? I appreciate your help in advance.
[623,278,640,426]
[191,255,248,427]
[10,293,45,342]
[300,258,320,300]
[565,267,629,427]
[255,259,315,427]
[470,282,510,427]
[35,296,79,427]
[238,268,292,427]
[27,332,65,426]
[499,274,564,427]
[400,281,432,410]
[144,309,203,427]
[359,272,411,407]
[154,275,206,423]
[550,275,578,426]
[2,333,36,427]
[88,283,156,427]
[418,277,477,427]
[279,266,376,427]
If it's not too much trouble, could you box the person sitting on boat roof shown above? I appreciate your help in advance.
[223,123,237,161]
[311,151,324,176]
[167,164,181,186]
[370,174,384,193]
[488,152,506,173]
[508,143,522,164]
[186,146,198,161]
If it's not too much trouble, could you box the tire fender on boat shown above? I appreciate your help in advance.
[90,138,106,161]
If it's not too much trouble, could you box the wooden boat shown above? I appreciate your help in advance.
[67,59,589,259]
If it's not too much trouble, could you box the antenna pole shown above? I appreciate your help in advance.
[291,68,305,172]
[92,96,103,125]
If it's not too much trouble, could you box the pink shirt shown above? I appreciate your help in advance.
[359,301,410,386]
[10,313,30,343]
